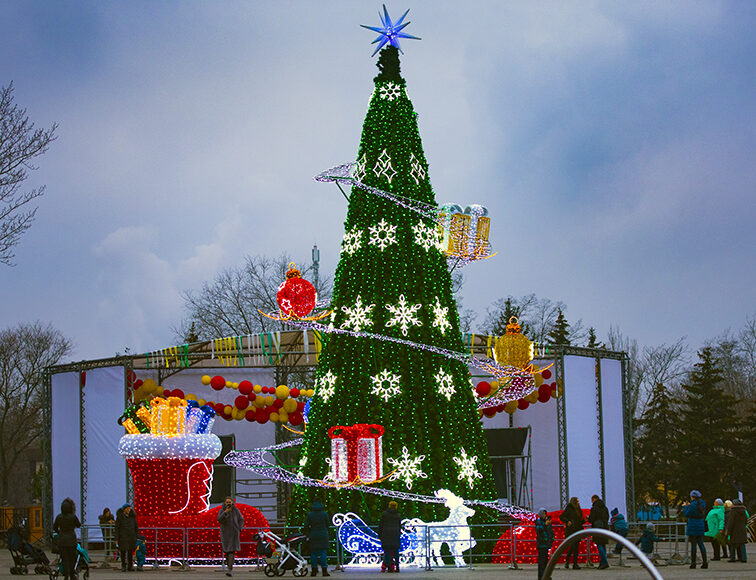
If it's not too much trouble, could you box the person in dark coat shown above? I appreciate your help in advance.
[99,508,116,560]
[115,503,139,571]
[304,499,330,577]
[559,497,585,569]
[725,499,748,562]
[588,495,609,570]
[218,496,244,577]
[682,489,707,569]
[378,501,402,573]
[535,508,554,580]
[636,523,659,555]
[53,498,81,580]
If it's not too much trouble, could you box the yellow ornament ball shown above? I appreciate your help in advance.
[283,398,298,413]
[155,386,164,396]
[505,400,518,414]
[525,391,539,404]
[269,412,280,423]
[224,405,232,416]
[253,384,262,394]
[198,399,206,406]
[254,397,266,408]
[490,381,499,395]
[185,393,197,401]
[264,395,275,407]
[276,385,290,399]
[278,410,289,423]
[142,379,157,393]
[201,375,212,386]
[306,389,315,398]
[225,381,233,388]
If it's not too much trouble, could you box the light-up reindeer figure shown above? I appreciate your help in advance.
[408,489,476,568]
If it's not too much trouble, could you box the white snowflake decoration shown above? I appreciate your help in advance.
[373,149,397,183]
[341,296,375,332]
[378,82,402,101]
[370,368,402,402]
[430,297,451,335]
[387,446,428,490]
[353,154,367,182]
[341,227,363,256]
[412,220,442,252]
[409,153,426,184]
[315,370,337,402]
[385,294,422,336]
[368,218,398,251]
[435,367,456,401]
[453,447,483,489]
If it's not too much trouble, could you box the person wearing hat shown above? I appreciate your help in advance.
[609,507,629,565]
[378,501,402,573]
[705,498,727,560]
[115,503,139,571]
[304,499,330,577]
[534,508,554,580]
[725,499,748,562]
[682,490,707,569]
[636,523,659,556]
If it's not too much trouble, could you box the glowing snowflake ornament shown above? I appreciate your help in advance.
[412,220,441,252]
[453,448,483,489]
[385,294,422,336]
[341,296,375,332]
[353,154,367,182]
[430,297,451,335]
[361,4,422,57]
[387,446,427,490]
[435,368,456,401]
[315,370,338,402]
[368,218,398,251]
[341,227,364,256]
[378,82,402,101]
[373,149,397,183]
[370,369,402,402]
[409,153,426,184]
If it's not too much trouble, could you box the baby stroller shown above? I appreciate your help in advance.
[7,525,56,579]
[254,530,308,577]
[51,534,90,580]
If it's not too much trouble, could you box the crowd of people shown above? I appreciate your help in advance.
[52,490,748,579]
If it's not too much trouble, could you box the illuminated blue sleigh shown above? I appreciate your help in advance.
[332,512,422,567]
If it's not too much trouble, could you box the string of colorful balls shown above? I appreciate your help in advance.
[129,373,313,426]
[475,366,560,418]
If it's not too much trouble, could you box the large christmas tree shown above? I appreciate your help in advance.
[289,42,497,524]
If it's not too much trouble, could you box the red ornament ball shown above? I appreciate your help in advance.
[235,395,249,409]
[541,369,552,380]
[289,387,300,398]
[517,398,530,410]
[171,389,184,399]
[245,409,257,422]
[297,401,306,413]
[162,389,172,398]
[257,410,269,424]
[272,398,284,409]
[483,407,497,418]
[538,389,551,403]
[277,274,317,317]
[475,381,491,397]
[210,376,226,391]
[247,393,256,402]
[238,380,253,395]
[213,402,225,416]
[289,412,303,426]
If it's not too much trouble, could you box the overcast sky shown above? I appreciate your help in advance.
[1,1,754,362]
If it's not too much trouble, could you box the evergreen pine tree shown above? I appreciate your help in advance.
[490,298,522,336]
[633,382,681,517]
[675,347,739,500]
[289,46,497,524]
[547,308,571,345]
[586,327,599,348]
[733,398,756,509]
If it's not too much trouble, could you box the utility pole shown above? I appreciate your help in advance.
[312,244,320,291]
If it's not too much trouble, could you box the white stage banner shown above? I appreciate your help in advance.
[51,372,81,516]
[563,355,602,503]
[601,358,626,515]
[83,367,127,528]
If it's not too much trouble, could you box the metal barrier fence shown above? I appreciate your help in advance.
[75,520,698,569]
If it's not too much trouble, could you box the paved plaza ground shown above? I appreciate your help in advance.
[2,550,753,580]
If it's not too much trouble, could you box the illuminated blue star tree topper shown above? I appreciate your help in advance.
[361,5,421,56]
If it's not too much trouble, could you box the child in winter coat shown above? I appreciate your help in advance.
[135,536,146,571]
[637,523,659,556]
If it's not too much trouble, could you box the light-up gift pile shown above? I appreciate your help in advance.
[327,424,384,484]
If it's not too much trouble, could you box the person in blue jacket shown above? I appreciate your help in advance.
[609,508,629,557]
[534,508,554,580]
[636,523,659,555]
[304,499,330,577]
[682,490,707,569]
